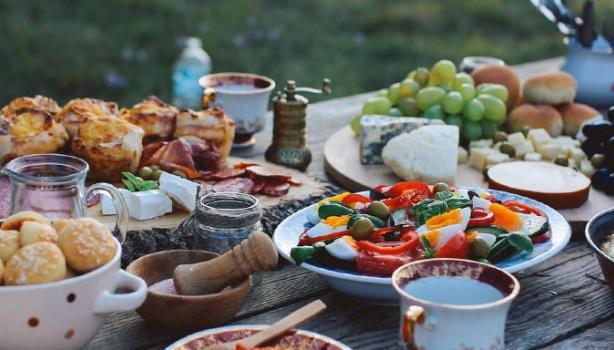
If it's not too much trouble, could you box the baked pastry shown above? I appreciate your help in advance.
[56,98,119,138]
[507,103,564,137]
[121,96,178,141]
[471,65,521,109]
[51,219,71,234]
[174,108,235,168]
[19,221,58,246]
[2,211,50,231]
[72,115,144,181]
[523,72,577,105]
[0,230,19,263]
[4,242,66,285]
[558,103,601,136]
[58,218,116,272]
[1,95,61,118]
[0,259,4,284]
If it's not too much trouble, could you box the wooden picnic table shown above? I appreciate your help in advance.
[88,57,614,350]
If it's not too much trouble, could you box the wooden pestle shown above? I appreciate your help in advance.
[173,231,279,296]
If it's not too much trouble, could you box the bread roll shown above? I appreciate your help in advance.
[507,104,563,137]
[558,103,601,136]
[58,218,116,273]
[4,242,66,285]
[1,211,50,231]
[471,65,521,109]
[19,221,59,246]
[0,259,4,284]
[523,72,577,105]
[52,219,72,234]
[0,230,19,263]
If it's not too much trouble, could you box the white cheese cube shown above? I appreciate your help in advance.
[514,141,535,158]
[486,152,510,165]
[102,189,173,220]
[507,132,526,146]
[159,172,200,212]
[469,148,497,170]
[537,143,564,160]
[527,129,551,147]
[458,147,468,163]
[493,142,502,151]
[469,139,493,150]
[568,147,586,166]
[580,159,596,177]
[524,152,542,161]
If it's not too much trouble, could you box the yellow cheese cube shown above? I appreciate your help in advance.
[458,147,468,163]
[486,152,510,165]
[469,148,496,170]
[568,147,586,166]
[507,132,526,146]
[527,129,551,147]
[537,143,564,160]
[524,152,542,161]
[515,141,535,158]
[580,159,595,177]
[469,139,493,150]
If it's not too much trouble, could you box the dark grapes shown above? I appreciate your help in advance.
[592,168,610,190]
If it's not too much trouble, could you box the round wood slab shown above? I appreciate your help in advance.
[324,125,614,223]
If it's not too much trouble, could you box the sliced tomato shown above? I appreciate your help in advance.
[502,200,546,217]
[384,181,430,198]
[356,233,419,255]
[341,193,372,206]
[435,231,469,259]
[382,191,429,212]
[298,230,349,245]
[356,248,423,276]
[468,208,494,227]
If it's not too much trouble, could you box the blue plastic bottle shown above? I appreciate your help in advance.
[172,37,212,109]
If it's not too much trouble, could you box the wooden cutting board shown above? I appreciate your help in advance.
[88,156,328,231]
[324,125,613,224]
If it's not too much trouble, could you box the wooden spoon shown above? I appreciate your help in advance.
[203,300,327,350]
[173,231,279,295]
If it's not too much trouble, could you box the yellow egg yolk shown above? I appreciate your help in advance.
[322,215,350,228]
[341,235,357,248]
[423,230,441,248]
[318,192,350,207]
[425,209,462,230]
[490,203,523,232]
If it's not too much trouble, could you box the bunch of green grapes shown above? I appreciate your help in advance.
[351,59,508,141]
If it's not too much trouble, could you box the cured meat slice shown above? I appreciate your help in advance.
[261,180,290,197]
[287,177,303,186]
[245,166,291,181]
[212,177,254,194]
[208,168,246,181]
[233,162,260,169]
[251,177,266,194]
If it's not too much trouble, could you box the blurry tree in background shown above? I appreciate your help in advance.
[0,0,612,106]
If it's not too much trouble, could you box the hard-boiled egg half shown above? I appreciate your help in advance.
[325,236,358,260]
[417,207,471,250]
[472,196,491,210]
[305,215,350,238]
[306,192,351,225]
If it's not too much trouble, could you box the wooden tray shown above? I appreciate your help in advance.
[324,125,613,225]
[89,156,328,231]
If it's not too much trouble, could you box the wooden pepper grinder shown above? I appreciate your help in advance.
[173,232,279,296]
[265,79,332,171]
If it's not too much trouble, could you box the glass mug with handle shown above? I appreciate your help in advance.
[1,154,129,243]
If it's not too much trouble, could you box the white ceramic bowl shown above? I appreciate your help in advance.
[0,240,147,350]
[274,188,571,304]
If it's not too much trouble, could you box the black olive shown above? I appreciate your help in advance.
[608,106,614,123]
[606,173,614,195]
[582,121,614,143]
[605,136,614,170]
[467,190,479,200]
[592,168,610,190]
[369,189,386,201]
[582,139,605,159]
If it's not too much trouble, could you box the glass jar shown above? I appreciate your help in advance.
[187,192,262,254]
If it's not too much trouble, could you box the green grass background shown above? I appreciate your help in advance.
[1,0,613,106]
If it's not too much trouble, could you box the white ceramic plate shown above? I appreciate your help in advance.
[274,188,571,304]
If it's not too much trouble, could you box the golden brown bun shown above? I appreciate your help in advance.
[58,218,116,273]
[523,72,577,105]
[558,103,601,136]
[4,110,69,162]
[52,219,71,234]
[19,222,58,246]
[174,108,235,168]
[2,211,50,231]
[0,230,19,263]
[1,95,61,118]
[72,116,144,181]
[0,259,4,284]
[56,98,119,138]
[4,242,66,285]
[471,65,521,109]
[507,103,564,136]
[121,96,178,140]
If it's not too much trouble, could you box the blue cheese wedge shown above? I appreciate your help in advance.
[101,188,173,220]
[359,115,443,164]
[159,172,200,212]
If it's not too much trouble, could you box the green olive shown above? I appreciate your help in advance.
[367,201,390,221]
[150,165,160,171]
[499,143,516,158]
[470,236,490,259]
[350,217,374,240]
[433,182,449,194]
[521,125,531,137]
[554,155,569,167]
[493,131,508,143]
[152,169,163,180]
[172,170,187,178]
[591,153,605,168]
[138,166,154,180]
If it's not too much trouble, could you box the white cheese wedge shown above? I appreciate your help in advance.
[580,159,596,177]
[527,128,551,146]
[101,188,173,220]
[382,125,458,184]
[469,139,493,150]
[469,148,497,170]
[458,146,468,163]
[537,143,564,160]
[507,132,526,146]
[486,152,510,165]
[515,141,535,158]
[159,172,200,212]
[524,152,542,161]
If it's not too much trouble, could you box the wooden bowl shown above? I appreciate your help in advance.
[126,250,251,332]
[586,208,614,295]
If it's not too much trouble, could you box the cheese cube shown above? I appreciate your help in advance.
[493,142,502,151]
[458,147,468,163]
[469,148,497,170]
[568,147,586,166]
[514,141,534,158]
[469,139,493,150]
[160,172,200,212]
[580,159,596,177]
[527,129,551,146]
[524,152,542,161]
[102,188,173,220]
[537,143,564,160]
[507,132,526,146]
[486,152,510,165]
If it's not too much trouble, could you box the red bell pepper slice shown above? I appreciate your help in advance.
[531,230,552,244]
[369,227,397,243]
[341,193,372,206]
[502,200,546,217]
[299,230,349,245]
[434,231,469,259]
[356,232,419,255]
[382,191,429,212]
[384,181,430,198]
[468,208,495,227]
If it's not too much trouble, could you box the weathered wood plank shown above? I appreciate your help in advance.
[539,317,614,350]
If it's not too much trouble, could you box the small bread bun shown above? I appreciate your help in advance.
[20,221,58,246]
[52,219,71,234]
[4,242,66,285]
[1,211,50,231]
[0,230,19,263]
[0,259,4,284]
[558,103,601,136]
[523,72,577,105]
[507,103,564,136]
[58,218,116,273]
[471,65,521,109]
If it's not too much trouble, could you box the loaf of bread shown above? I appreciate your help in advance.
[507,104,563,137]
[523,72,577,105]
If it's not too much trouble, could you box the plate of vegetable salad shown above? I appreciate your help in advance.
[273,181,571,303]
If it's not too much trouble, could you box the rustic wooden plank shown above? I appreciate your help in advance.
[539,317,614,350]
